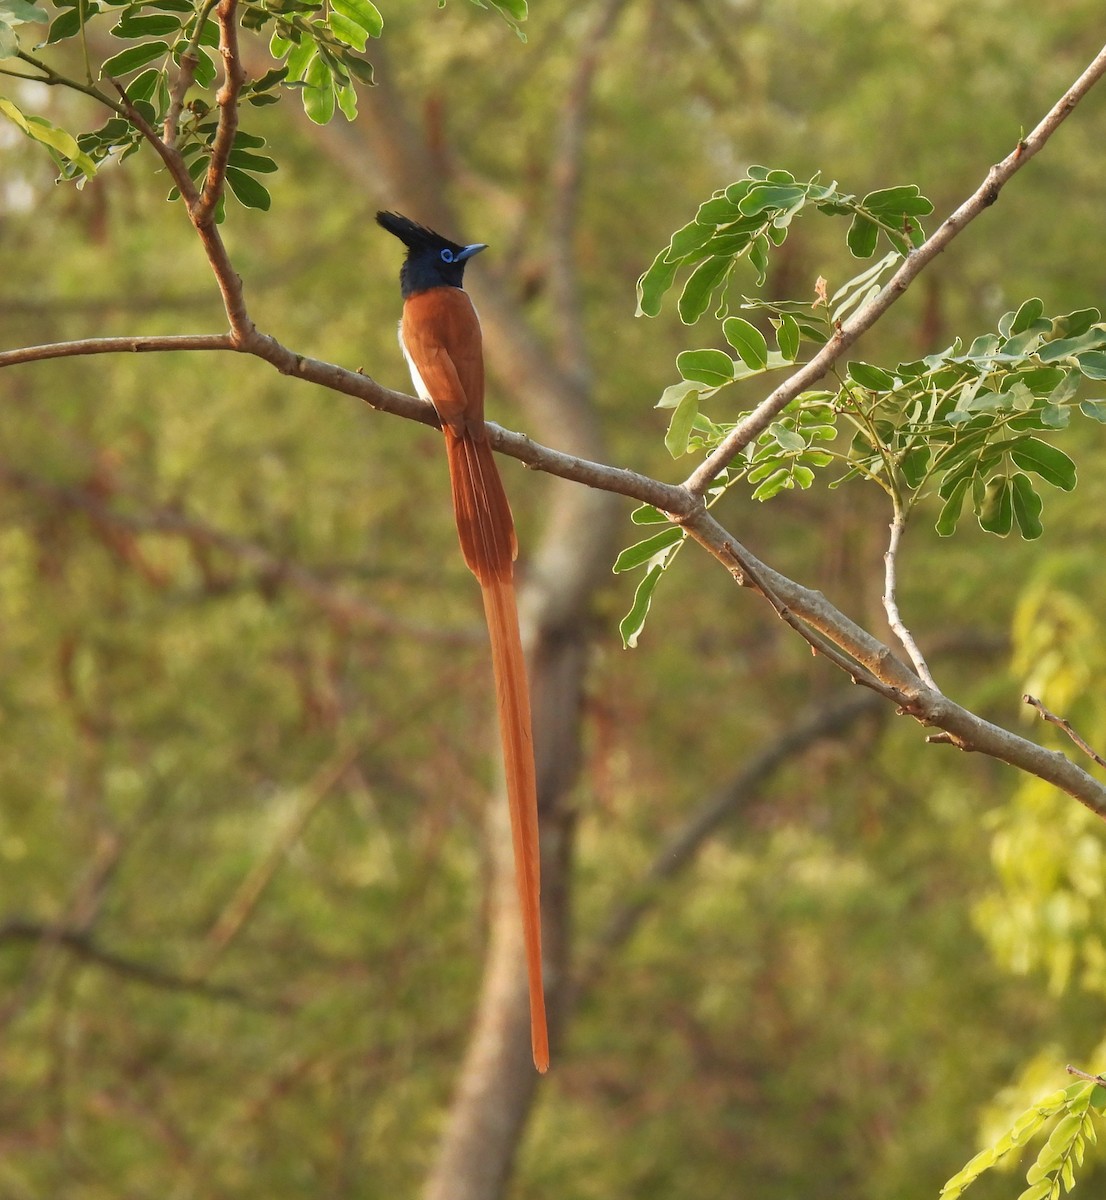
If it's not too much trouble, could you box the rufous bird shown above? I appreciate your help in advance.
[376,210,548,1073]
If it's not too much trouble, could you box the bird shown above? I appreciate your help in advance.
[376,210,549,1074]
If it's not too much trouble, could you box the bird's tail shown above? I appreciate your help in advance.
[444,429,549,1073]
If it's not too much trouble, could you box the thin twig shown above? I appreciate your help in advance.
[1066,1065,1106,1085]
[682,41,1106,498]
[111,79,200,204]
[1024,695,1106,771]
[164,0,220,147]
[0,334,233,366]
[11,50,126,114]
[883,508,939,690]
[0,920,286,1010]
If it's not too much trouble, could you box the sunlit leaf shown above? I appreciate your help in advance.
[619,564,662,649]
[676,348,734,387]
[612,527,683,573]
[722,317,768,370]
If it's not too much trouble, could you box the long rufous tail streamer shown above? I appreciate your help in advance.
[444,425,549,1073]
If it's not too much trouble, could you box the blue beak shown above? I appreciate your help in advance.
[456,243,488,262]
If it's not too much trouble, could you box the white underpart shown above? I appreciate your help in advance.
[397,322,433,403]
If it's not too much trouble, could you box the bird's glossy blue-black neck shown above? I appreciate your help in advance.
[376,210,487,298]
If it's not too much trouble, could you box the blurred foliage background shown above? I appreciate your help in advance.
[3,2,1106,1197]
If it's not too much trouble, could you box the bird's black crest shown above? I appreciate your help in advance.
[375,211,465,258]
[376,210,487,296]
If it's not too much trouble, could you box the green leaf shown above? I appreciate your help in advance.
[1075,350,1106,380]
[768,422,805,453]
[847,212,879,258]
[227,148,277,173]
[0,0,47,23]
[676,348,734,387]
[125,67,162,102]
[1015,1183,1053,1200]
[665,390,699,457]
[656,380,699,411]
[332,0,382,36]
[678,255,732,324]
[636,250,681,318]
[979,475,1013,536]
[862,184,933,216]
[112,11,181,36]
[0,97,97,177]
[630,505,668,525]
[848,361,896,391]
[224,166,271,210]
[1010,472,1043,540]
[1009,437,1077,491]
[751,467,792,501]
[328,9,367,49]
[737,182,806,216]
[301,52,336,123]
[722,317,768,370]
[344,55,375,86]
[101,39,169,76]
[1009,297,1045,334]
[619,564,663,649]
[46,3,95,43]
[612,527,683,573]
[775,312,800,361]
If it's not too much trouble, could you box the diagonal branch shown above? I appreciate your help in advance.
[1024,695,1106,772]
[682,40,1106,498]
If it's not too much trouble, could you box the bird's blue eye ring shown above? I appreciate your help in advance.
[440,248,455,263]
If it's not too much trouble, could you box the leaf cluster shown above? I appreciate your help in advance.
[940,1079,1106,1200]
[636,165,932,324]
[617,165,1106,644]
[0,0,523,200]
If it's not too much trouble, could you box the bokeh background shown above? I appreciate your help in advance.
[3,2,1106,1197]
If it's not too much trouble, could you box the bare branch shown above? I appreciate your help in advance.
[0,334,233,367]
[196,0,245,224]
[110,79,199,205]
[164,0,220,148]
[683,41,1106,498]
[0,919,285,1010]
[1024,694,1106,771]
[883,509,938,690]
[1066,1065,1106,1085]
[3,326,1106,814]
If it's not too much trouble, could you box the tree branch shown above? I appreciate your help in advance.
[883,508,938,690]
[3,324,1105,814]
[0,919,285,1010]
[682,40,1106,497]
[1024,695,1106,772]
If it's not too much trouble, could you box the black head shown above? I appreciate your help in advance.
[376,211,488,298]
